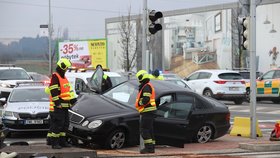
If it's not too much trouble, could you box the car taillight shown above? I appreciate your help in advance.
[214,80,227,84]
[241,81,245,84]
[226,113,230,122]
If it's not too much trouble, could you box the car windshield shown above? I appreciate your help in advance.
[30,73,50,81]
[218,73,242,80]
[0,69,31,80]
[162,74,181,79]
[103,82,138,108]
[9,88,49,102]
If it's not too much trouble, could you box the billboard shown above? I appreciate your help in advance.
[58,39,107,68]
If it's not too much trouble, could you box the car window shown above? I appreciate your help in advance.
[76,78,90,93]
[156,102,192,119]
[103,82,138,107]
[176,93,194,102]
[187,72,199,81]
[9,88,49,102]
[262,70,274,80]
[0,69,30,80]
[273,70,280,79]
[158,94,174,106]
[218,73,242,80]
[198,72,211,79]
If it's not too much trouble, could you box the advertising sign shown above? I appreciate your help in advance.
[58,39,107,68]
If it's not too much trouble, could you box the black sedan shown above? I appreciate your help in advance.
[67,67,230,149]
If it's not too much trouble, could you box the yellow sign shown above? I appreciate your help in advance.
[88,39,107,68]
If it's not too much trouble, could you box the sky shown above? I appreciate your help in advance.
[0,0,237,42]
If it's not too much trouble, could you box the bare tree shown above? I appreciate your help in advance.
[118,7,141,72]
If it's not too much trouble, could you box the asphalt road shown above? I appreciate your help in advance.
[4,100,280,144]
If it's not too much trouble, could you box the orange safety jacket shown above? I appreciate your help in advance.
[135,82,156,113]
[49,72,74,112]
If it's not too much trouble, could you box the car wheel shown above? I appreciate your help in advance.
[203,89,213,97]
[234,99,243,105]
[195,125,213,143]
[246,88,250,103]
[105,129,126,149]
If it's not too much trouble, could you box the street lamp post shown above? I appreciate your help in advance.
[48,0,52,75]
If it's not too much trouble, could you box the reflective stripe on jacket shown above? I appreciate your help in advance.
[135,82,156,113]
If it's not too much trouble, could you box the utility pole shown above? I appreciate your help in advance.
[142,0,147,71]
[48,0,52,75]
[250,0,257,139]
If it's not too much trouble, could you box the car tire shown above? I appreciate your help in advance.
[195,124,213,143]
[105,129,126,149]
[203,89,213,98]
[234,99,243,105]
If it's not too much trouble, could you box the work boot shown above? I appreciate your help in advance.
[52,138,62,149]
[59,136,72,147]
[140,144,154,154]
[46,137,52,146]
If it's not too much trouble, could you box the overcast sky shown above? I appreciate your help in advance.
[0,0,237,41]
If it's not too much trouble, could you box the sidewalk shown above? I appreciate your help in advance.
[96,134,280,157]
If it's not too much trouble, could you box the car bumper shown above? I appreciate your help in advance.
[213,94,246,100]
[67,123,106,145]
[2,119,49,132]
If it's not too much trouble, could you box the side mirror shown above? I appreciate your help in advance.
[0,98,6,104]
[257,77,261,81]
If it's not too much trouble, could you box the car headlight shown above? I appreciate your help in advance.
[0,83,13,88]
[88,120,102,129]
[3,111,19,119]
[82,120,89,127]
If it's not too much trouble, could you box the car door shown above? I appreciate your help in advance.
[195,72,212,94]
[257,70,279,97]
[88,66,104,93]
[185,72,200,92]
[154,93,194,148]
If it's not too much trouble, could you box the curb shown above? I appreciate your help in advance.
[239,142,280,152]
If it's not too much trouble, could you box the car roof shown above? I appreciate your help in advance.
[0,67,25,70]
[194,69,240,74]
[128,79,190,94]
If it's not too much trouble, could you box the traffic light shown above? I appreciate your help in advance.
[241,17,250,50]
[148,10,163,34]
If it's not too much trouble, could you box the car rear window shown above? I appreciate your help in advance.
[218,73,242,80]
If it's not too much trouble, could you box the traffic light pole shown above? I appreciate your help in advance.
[249,0,257,139]
[142,0,148,72]
[48,0,52,76]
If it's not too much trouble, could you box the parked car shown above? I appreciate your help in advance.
[184,69,246,105]
[27,72,50,83]
[0,65,33,100]
[0,82,50,136]
[67,67,230,149]
[246,68,280,103]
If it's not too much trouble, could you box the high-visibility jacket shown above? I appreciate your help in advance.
[149,74,164,80]
[49,72,75,112]
[135,82,156,113]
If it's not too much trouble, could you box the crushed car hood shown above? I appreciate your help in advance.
[71,94,134,118]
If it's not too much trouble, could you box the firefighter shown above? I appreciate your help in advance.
[135,70,157,154]
[96,64,112,92]
[149,69,164,80]
[46,58,77,149]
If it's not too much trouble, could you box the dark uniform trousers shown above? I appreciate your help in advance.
[140,111,155,147]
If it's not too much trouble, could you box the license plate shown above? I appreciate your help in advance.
[25,120,43,124]
[68,124,73,131]
[229,87,239,91]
